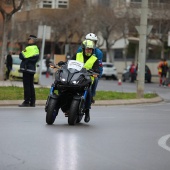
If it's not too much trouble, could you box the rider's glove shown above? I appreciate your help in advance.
[58,61,65,66]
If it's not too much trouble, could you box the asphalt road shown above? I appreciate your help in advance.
[0,102,170,170]
[0,75,170,170]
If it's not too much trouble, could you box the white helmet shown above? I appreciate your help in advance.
[85,33,98,41]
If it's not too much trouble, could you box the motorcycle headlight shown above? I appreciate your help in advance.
[60,78,66,82]
[72,80,79,84]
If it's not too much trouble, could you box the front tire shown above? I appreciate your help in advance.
[68,100,80,125]
[76,99,84,123]
[76,115,83,123]
[46,98,58,125]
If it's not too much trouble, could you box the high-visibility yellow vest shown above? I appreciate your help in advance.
[76,52,97,82]
[22,45,39,58]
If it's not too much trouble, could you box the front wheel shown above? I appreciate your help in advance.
[76,115,83,123]
[46,98,59,125]
[76,99,85,123]
[68,100,80,125]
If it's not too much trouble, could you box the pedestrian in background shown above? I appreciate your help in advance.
[19,35,39,107]
[45,54,51,78]
[66,52,71,61]
[157,59,163,86]
[158,58,169,86]
[129,61,136,83]
[4,51,13,80]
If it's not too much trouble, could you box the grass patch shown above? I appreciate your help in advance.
[0,86,158,100]
[96,91,157,100]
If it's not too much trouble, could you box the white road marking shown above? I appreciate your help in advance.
[158,134,170,152]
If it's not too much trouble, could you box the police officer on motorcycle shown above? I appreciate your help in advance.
[77,33,103,103]
[72,40,99,123]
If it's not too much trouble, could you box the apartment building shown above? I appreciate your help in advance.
[1,0,170,75]
[84,0,170,75]
[2,0,169,54]
[0,0,84,55]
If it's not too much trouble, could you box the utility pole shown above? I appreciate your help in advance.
[137,0,148,98]
[39,25,46,85]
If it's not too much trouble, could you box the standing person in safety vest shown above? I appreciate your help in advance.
[72,39,99,123]
[157,59,164,86]
[157,58,169,86]
[77,33,103,103]
[19,35,39,107]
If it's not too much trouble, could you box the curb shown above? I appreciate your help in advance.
[0,96,163,106]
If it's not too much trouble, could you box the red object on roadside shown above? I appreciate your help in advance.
[118,79,122,85]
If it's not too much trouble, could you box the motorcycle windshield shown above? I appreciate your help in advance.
[70,72,84,81]
[67,60,84,73]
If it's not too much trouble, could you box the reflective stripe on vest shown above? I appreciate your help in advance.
[22,45,39,58]
[76,52,97,82]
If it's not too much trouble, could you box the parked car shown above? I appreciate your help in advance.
[102,62,118,80]
[122,65,152,83]
[10,55,40,84]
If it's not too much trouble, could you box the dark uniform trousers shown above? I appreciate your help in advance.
[23,72,35,104]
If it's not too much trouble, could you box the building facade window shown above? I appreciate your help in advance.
[98,0,110,6]
[57,0,69,8]
[42,1,53,8]
[131,0,169,3]
[131,0,142,2]
[159,0,169,3]
[114,49,123,59]
[38,0,69,9]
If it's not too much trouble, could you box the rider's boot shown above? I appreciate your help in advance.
[84,109,90,123]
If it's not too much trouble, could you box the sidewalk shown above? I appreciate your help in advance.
[0,80,163,106]
[0,96,163,107]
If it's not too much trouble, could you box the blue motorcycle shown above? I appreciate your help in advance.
[45,60,96,125]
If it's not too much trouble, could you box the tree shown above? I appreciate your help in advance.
[148,2,170,59]
[11,0,86,55]
[0,0,24,80]
[50,0,86,54]
[84,3,128,63]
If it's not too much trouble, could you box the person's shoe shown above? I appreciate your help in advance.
[18,102,30,107]
[30,103,35,107]
[84,109,90,123]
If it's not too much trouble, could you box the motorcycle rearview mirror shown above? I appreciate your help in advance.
[57,61,65,66]
[49,63,57,69]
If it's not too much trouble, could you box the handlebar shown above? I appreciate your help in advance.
[49,63,99,78]
[87,69,99,77]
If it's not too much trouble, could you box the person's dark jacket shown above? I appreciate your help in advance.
[72,52,99,74]
[45,58,51,68]
[6,54,13,69]
[19,44,39,74]
[161,61,169,74]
